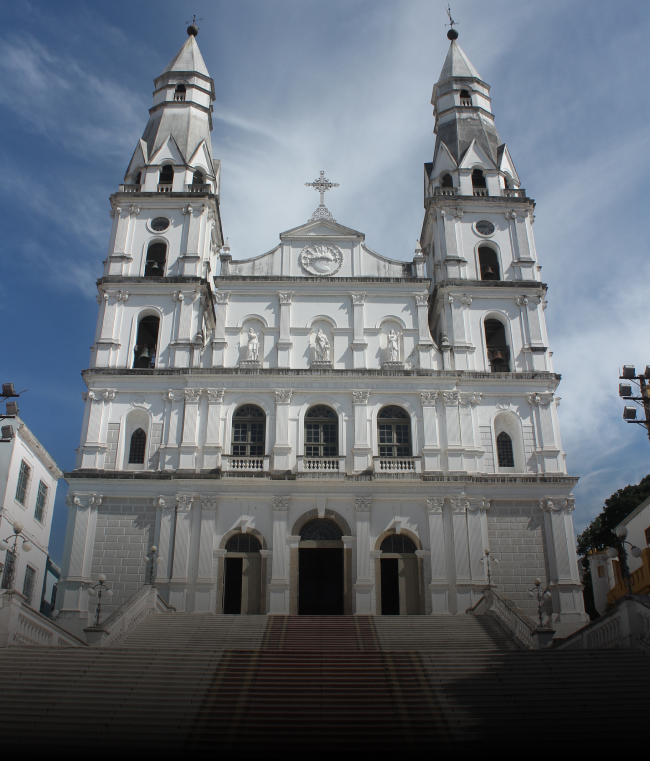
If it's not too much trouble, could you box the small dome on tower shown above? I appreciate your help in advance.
[447,28,458,40]
[187,24,199,37]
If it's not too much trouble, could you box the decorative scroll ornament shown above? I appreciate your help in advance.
[426,497,445,513]
[275,389,293,404]
[272,496,290,511]
[528,392,554,407]
[352,390,370,405]
[200,496,219,511]
[299,243,343,276]
[175,494,194,511]
[305,170,339,222]
[420,391,438,406]
[66,493,102,508]
[184,389,202,403]
[354,497,371,512]
[207,389,225,403]
[451,495,471,513]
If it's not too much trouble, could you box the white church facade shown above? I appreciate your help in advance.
[56,27,587,634]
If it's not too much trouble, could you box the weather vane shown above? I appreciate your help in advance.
[186,15,203,36]
[187,14,203,26]
[445,5,457,29]
[305,171,339,222]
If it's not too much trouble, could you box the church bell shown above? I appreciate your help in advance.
[138,346,150,359]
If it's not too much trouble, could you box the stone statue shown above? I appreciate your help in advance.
[246,328,259,361]
[315,328,331,361]
[388,329,400,362]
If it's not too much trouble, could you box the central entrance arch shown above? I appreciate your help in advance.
[298,518,344,615]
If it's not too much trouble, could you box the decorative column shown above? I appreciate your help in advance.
[354,497,373,614]
[56,493,102,626]
[204,389,224,470]
[427,497,449,614]
[467,498,490,582]
[420,391,441,472]
[80,390,115,469]
[540,498,586,624]
[195,497,218,613]
[212,291,229,367]
[153,496,175,596]
[528,393,561,473]
[350,293,367,369]
[443,391,462,472]
[415,293,433,369]
[171,290,199,368]
[273,389,293,471]
[440,208,466,278]
[506,210,536,280]
[94,292,124,368]
[161,390,184,470]
[277,293,293,368]
[459,392,481,471]
[517,295,546,371]
[450,494,472,612]
[180,203,204,276]
[351,390,371,472]
[169,494,194,610]
[179,388,202,470]
[108,204,137,275]
[269,496,290,614]
[434,293,452,370]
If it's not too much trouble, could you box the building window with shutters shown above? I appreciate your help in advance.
[23,565,37,606]
[232,405,265,456]
[15,460,31,506]
[34,480,48,523]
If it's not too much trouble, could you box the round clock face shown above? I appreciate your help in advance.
[476,220,495,236]
[150,217,170,232]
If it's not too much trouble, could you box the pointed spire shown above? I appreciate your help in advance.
[161,35,210,79]
[437,40,482,83]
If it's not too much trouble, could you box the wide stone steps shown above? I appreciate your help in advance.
[1,614,648,753]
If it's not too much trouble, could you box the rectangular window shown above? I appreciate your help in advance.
[35,480,48,523]
[23,565,37,606]
[15,460,31,506]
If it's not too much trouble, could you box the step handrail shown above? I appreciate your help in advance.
[0,589,87,647]
[86,585,175,648]
[468,586,537,649]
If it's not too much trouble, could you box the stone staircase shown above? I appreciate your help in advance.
[0,614,648,753]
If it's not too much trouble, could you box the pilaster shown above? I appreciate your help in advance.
[212,291,229,367]
[277,293,293,368]
[80,390,115,469]
[420,391,441,472]
[179,388,202,470]
[353,497,373,614]
[415,293,434,369]
[269,496,289,613]
[351,293,367,369]
[203,389,224,470]
[195,496,218,612]
[351,390,371,471]
[169,494,194,610]
[161,390,184,470]
[273,390,293,471]
[427,497,449,614]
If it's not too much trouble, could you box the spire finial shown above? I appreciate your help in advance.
[445,5,459,40]
[186,15,202,36]
[305,170,340,222]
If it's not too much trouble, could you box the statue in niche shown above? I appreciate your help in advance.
[246,328,259,361]
[315,328,331,361]
[388,329,400,362]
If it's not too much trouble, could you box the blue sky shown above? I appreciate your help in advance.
[1,0,649,565]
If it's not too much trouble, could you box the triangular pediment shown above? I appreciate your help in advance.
[431,141,458,180]
[280,218,365,240]
[149,135,186,166]
[497,144,520,185]
[459,138,497,170]
[187,140,213,175]
[124,139,148,179]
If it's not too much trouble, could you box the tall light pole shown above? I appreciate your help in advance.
[0,522,33,589]
[619,365,650,443]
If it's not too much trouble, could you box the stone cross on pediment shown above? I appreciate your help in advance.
[305,170,339,222]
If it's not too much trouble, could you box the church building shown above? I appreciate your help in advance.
[56,25,587,635]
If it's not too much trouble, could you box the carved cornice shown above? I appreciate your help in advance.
[351,293,365,305]
[450,495,470,514]
[272,496,290,511]
[88,389,116,403]
[175,494,194,511]
[215,291,230,304]
[200,496,219,511]
[184,388,202,403]
[420,391,438,406]
[207,389,225,403]
[426,497,445,514]
[275,389,293,404]
[354,497,371,512]
[352,390,370,405]
[66,492,102,508]
[540,497,575,513]
[443,390,461,406]
[528,392,554,407]
[415,293,429,306]
[279,293,293,304]
[460,392,482,406]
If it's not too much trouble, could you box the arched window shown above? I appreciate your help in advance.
[299,519,343,541]
[232,405,265,456]
[134,171,142,185]
[128,428,146,464]
[460,89,471,106]
[305,406,337,458]
[159,165,174,187]
[485,319,510,372]
[133,315,159,369]
[496,432,514,468]
[441,173,453,188]
[378,406,412,457]
[174,83,186,101]
[380,535,417,553]
[192,169,204,186]
[478,246,500,281]
[225,533,262,553]
[144,242,167,276]
[472,169,487,189]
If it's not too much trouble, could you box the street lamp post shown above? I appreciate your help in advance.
[479,549,499,586]
[527,578,552,628]
[607,525,642,596]
[0,522,33,590]
[87,573,113,628]
[144,545,163,585]
[619,365,650,443]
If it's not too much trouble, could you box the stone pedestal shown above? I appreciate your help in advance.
[382,361,404,371]
[531,627,555,649]
[311,360,333,370]
[239,359,261,369]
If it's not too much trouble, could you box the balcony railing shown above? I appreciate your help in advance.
[504,188,526,197]
[222,455,269,473]
[473,188,489,197]
[297,456,346,475]
[460,98,472,106]
[174,93,185,102]
[119,184,142,193]
[374,456,422,475]
[157,184,173,193]
[186,184,211,194]
[434,187,458,196]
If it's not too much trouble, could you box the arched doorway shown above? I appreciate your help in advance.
[223,533,262,614]
[379,534,419,615]
[298,519,344,615]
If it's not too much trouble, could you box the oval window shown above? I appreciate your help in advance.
[475,220,495,236]
[150,217,170,232]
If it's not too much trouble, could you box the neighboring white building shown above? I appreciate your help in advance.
[56,28,587,635]
[0,417,63,608]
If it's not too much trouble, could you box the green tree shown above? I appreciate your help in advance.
[577,474,650,619]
